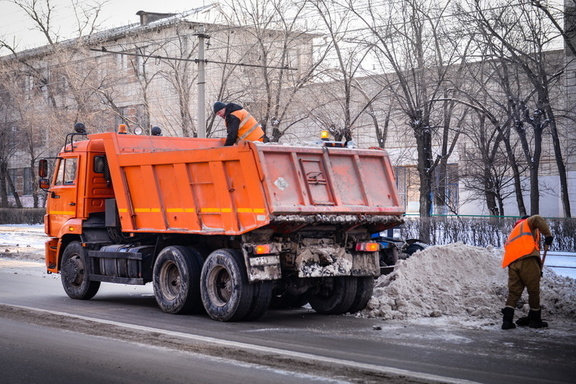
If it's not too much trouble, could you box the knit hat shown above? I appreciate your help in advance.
[513,215,530,227]
[213,101,226,113]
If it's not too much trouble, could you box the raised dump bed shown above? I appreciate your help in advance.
[93,132,403,235]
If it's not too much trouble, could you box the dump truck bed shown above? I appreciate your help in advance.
[93,132,403,235]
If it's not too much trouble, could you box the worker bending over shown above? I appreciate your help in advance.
[213,102,265,146]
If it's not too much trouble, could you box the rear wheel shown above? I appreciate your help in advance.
[347,276,374,313]
[270,291,308,309]
[153,246,203,314]
[60,241,100,300]
[201,249,254,322]
[306,276,357,315]
[243,281,273,321]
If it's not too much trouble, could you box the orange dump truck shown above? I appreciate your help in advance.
[39,127,404,321]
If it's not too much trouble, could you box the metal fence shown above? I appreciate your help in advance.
[401,216,576,253]
[0,208,44,224]
[2,209,575,252]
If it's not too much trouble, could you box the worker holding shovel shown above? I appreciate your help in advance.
[501,215,554,330]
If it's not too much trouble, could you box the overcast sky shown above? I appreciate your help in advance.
[0,0,210,51]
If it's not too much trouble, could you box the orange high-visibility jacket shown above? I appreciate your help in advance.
[231,109,264,143]
[502,220,540,268]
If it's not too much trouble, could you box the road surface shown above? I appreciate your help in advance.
[0,261,574,384]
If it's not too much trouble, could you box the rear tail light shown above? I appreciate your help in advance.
[355,242,380,252]
[254,244,274,255]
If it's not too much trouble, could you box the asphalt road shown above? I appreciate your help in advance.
[0,263,575,384]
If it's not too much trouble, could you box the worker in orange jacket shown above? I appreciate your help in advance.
[213,102,265,146]
[501,214,553,330]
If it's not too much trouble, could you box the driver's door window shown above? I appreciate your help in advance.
[54,158,77,185]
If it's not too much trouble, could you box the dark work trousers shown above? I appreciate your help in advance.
[505,256,541,310]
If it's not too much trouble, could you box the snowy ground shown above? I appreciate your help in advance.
[360,243,576,329]
[1,224,575,331]
[0,224,45,262]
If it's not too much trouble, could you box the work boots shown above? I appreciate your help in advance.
[501,307,516,330]
[528,309,548,328]
[515,309,548,328]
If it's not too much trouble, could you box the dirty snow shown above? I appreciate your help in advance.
[361,243,576,326]
[1,225,575,328]
[0,224,45,260]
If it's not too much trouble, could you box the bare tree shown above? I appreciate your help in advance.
[212,0,327,142]
[342,0,467,224]
[304,0,381,142]
[463,0,570,216]
[0,0,109,207]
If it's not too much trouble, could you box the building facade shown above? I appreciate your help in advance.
[1,5,574,218]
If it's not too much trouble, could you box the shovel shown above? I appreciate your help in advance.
[540,246,548,276]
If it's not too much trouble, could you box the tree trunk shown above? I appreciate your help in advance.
[6,172,22,208]
[0,162,10,208]
[499,126,527,216]
[546,111,572,217]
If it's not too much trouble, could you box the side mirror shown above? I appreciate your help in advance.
[38,159,48,178]
[39,178,50,190]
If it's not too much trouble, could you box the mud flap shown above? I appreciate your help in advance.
[241,246,282,283]
[45,238,59,273]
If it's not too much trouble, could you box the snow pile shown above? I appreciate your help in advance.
[364,243,576,321]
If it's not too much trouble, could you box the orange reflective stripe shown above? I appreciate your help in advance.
[238,113,253,129]
[238,122,261,140]
[232,109,264,142]
[506,222,533,244]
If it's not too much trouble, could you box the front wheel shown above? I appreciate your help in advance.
[60,241,100,300]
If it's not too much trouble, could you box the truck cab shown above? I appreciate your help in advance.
[40,133,113,271]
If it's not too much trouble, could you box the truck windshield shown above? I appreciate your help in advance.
[54,158,78,186]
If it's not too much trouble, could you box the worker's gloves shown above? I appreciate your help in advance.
[544,236,554,246]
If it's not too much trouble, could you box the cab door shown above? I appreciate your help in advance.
[46,156,79,238]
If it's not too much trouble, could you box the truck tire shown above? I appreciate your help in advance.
[270,291,308,309]
[306,276,357,315]
[200,249,254,322]
[153,245,203,314]
[61,241,100,300]
[347,276,374,313]
[243,280,273,321]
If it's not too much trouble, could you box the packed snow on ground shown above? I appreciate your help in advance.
[0,224,45,260]
[1,225,575,329]
[361,243,576,328]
